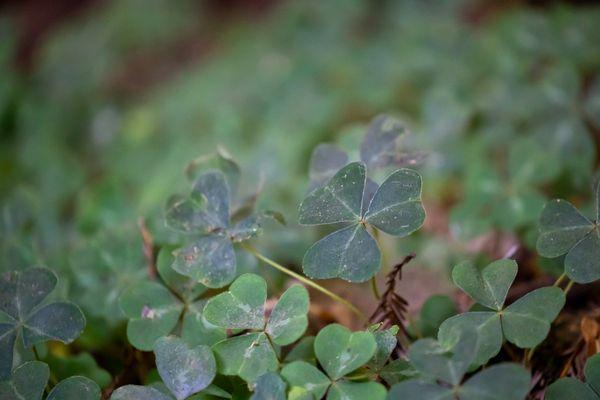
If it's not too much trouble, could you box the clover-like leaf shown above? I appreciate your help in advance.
[364,169,425,237]
[203,273,266,330]
[110,385,173,400]
[181,302,227,348]
[308,143,349,191]
[452,259,517,311]
[302,224,380,282]
[314,323,376,380]
[281,361,330,399]
[439,260,565,366]
[265,285,309,346]
[46,376,101,400]
[537,182,600,283]
[389,363,530,400]
[212,332,279,382]
[501,286,565,348]
[0,361,49,400]
[299,162,365,225]
[409,326,477,386]
[185,148,241,198]
[251,373,287,400]
[299,162,424,282]
[0,268,85,378]
[546,353,600,400]
[415,295,457,338]
[119,281,183,351]
[154,336,216,400]
[171,234,236,288]
[204,274,309,382]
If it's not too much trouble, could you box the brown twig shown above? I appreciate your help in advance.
[138,217,157,280]
[369,253,416,357]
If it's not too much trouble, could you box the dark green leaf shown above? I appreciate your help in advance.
[459,363,531,400]
[417,295,457,337]
[22,302,86,347]
[110,385,173,400]
[0,361,49,400]
[46,376,101,400]
[387,380,453,400]
[328,381,386,400]
[545,378,597,400]
[266,284,309,346]
[360,114,406,170]
[302,224,380,282]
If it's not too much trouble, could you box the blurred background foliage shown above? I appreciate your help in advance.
[1,0,599,374]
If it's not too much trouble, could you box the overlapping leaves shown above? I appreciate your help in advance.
[119,248,225,351]
[299,162,425,282]
[0,268,86,379]
[203,274,309,382]
[0,361,100,400]
[546,354,600,400]
[166,153,282,288]
[389,328,531,400]
[438,259,565,366]
[536,180,600,283]
[281,324,386,400]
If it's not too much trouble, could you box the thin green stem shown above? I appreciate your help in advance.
[241,242,368,322]
[553,272,566,287]
[564,279,575,295]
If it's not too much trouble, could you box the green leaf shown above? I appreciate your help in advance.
[203,274,267,330]
[185,148,241,196]
[537,199,594,258]
[302,224,380,282]
[459,363,531,400]
[0,269,85,377]
[451,259,517,311]
[190,171,230,230]
[387,380,453,400]
[546,354,600,399]
[417,295,457,337]
[22,302,86,347]
[298,162,365,225]
[250,373,286,400]
[0,361,49,400]
[44,352,111,388]
[211,332,278,382]
[364,168,425,237]
[314,324,376,380]
[283,336,316,364]
[154,336,216,400]
[409,327,477,386]
[229,215,263,243]
[157,247,206,301]
[171,235,236,288]
[119,281,183,351]
[438,312,502,367]
[308,143,349,190]
[360,114,406,170]
[110,385,173,400]
[181,302,226,347]
[586,354,600,395]
[287,387,313,400]
[46,376,101,400]
[266,285,309,345]
[328,381,386,400]
[367,326,398,370]
[281,361,330,400]
[545,378,598,400]
[380,359,417,386]
[502,286,565,348]
[565,229,600,283]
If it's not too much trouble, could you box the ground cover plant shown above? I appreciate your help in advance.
[1,1,600,399]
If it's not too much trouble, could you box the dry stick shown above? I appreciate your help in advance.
[138,217,157,280]
[241,242,368,322]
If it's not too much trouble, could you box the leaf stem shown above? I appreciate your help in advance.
[241,242,368,322]
[563,279,575,295]
[370,277,381,300]
[552,272,566,287]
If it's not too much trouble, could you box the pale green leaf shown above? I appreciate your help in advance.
[46,376,101,400]
[308,144,349,190]
[328,381,386,400]
[154,336,216,400]
[181,302,226,347]
[250,373,286,400]
[212,332,278,382]
[266,284,309,346]
[314,324,376,380]
[110,385,173,400]
[367,326,398,370]
[203,274,266,330]
[281,361,330,400]
[459,363,531,400]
